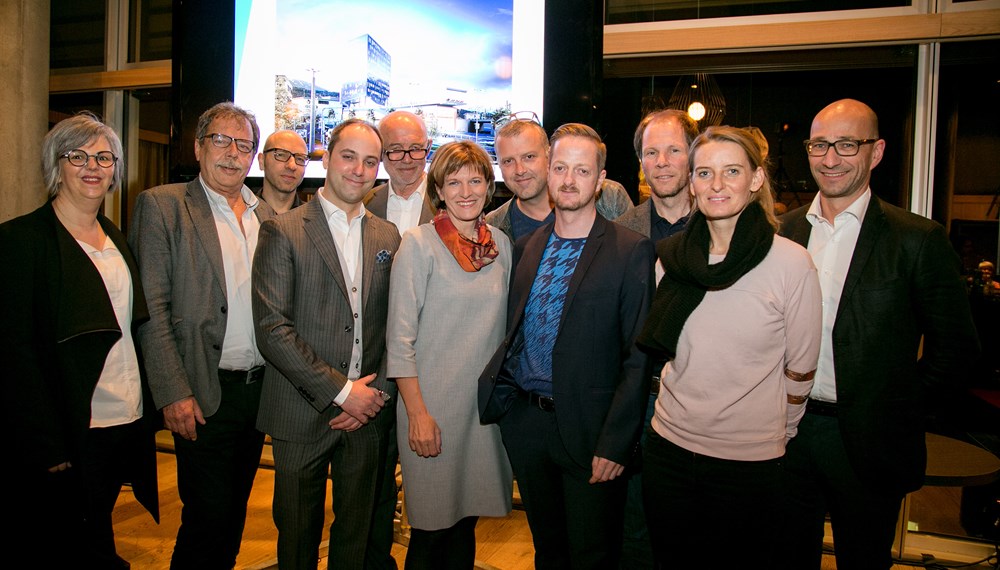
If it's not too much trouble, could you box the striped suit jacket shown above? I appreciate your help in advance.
[252,197,401,442]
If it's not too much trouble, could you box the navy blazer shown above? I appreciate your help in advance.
[479,215,654,467]
[780,196,979,494]
[0,201,159,520]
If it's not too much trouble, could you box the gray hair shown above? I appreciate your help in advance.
[195,101,261,153]
[42,111,125,198]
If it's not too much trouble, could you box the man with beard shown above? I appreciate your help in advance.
[479,123,653,569]
[487,113,633,243]
[256,129,308,214]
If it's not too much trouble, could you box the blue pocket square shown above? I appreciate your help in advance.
[376,249,392,263]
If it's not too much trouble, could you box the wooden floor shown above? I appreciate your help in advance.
[111,439,980,569]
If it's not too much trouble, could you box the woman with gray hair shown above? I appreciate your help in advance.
[0,112,159,568]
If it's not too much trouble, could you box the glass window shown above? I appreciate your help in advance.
[50,0,106,69]
[128,0,172,63]
[606,0,908,25]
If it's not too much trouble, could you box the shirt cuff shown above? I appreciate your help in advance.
[333,379,354,406]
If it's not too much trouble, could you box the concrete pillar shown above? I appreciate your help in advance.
[0,0,49,223]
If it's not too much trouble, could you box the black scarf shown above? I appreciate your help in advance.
[637,201,775,360]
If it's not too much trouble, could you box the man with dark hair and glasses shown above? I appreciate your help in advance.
[364,110,437,234]
[129,101,277,569]
[778,99,978,569]
[487,111,634,243]
[256,129,309,214]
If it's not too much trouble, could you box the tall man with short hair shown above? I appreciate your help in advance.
[487,114,634,243]
[364,110,436,233]
[253,118,401,570]
[256,129,309,214]
[479,123,654,569]
[778,99,978,569]
[612,108,699,570]
[129,101,276,569]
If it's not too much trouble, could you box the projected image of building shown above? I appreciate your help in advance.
[341,34,390,109]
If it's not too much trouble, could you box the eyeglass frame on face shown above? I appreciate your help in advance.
[263,147,309,166]
[803,138,879,157]
[200,132,256,154]
[383,146,430,162]
[493,111,541,129]
[60,149,118,168]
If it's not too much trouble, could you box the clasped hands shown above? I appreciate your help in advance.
[329,373,386,432]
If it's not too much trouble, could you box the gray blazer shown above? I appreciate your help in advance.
[363,182,436,226]
[128,179,276,416]
[613,199,653,238]
[252,198,402,442]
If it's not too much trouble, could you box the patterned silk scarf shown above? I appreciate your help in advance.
[432,210,499,272]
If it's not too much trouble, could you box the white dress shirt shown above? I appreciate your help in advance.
[200,176,265,370]
[805,188,872,402]
[316,187,366,404]
[386,178,427,234]
[79,236,143,427]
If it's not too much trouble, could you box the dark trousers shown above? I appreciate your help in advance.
[369,385,400,570]
[780,413,904,570]
[620,394,656,570]
[170,378,265,570]
[499,397,627,570]
[642,429,783,568]
[404,516,479,570]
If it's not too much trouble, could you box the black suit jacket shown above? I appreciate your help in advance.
[479,215,654,467]
[780,196,978,494]
[0,201,159,520]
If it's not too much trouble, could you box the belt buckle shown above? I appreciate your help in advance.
[245,365,264,384]
[650,375,661,396]
[537,395,554,412]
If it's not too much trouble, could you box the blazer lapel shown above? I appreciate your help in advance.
[419,191,437,224]
[836,196,886,321]
[360,213,378,310]
[303,199,350,300]
[785,210,812,248]
[558,215,606,334]
[508,223,552,332]
[185,179,229,299]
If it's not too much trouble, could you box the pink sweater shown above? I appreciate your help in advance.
[650,235,821,461]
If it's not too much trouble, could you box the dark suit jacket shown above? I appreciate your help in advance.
[0,201,159,519]
[780,196,979,494]
[252,198,402,442]
[129,179,276,415]
[363,182,436,226]
[479,215,654,467]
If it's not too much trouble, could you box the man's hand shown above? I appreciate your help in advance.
[407,412,442,458]
[163,396,206,441]
[339,373,385,424]
[590,456,625,484]
[329,412,363,432]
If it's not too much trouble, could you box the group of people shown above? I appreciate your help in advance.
[2,97,978,570]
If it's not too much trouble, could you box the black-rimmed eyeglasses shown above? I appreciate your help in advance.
[383,147,429,161]
[200,132,256,154]
[263,148,309,166]
[493,111,541,129]
[60,149,118,168]
[804,138,878,157]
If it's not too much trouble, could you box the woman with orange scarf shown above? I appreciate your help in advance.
[387,141,514,569]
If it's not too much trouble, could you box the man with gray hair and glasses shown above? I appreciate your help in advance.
[129,101,277,569]
[487,111,633,243]
[256,129,309,214]
[364,110,437,234]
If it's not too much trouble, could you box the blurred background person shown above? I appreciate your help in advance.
[1,112,159,568]
[638,126,821,567]
[387,141,513,570]
[255,129,308,214]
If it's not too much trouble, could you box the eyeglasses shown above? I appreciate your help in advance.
[200,132,256,154]
[383,147,429,161]
[60,149,118,168]
[803,138,878,157]
[263,147,309,166]
[493,111,541,129]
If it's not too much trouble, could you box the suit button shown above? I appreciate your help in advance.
[345,326,352,332]
[221,306,227,314]
[212,344,221,350]
[340,362,348,369]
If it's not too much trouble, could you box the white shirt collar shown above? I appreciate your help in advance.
[199,174,259,212]
[806,187,871,227]
[316,187,367,222]
[387,177,427,203]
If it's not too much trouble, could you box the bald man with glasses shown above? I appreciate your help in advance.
[364,110,437,234]
[256,129,309,214]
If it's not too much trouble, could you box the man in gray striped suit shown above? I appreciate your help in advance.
[252,119,402,570]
